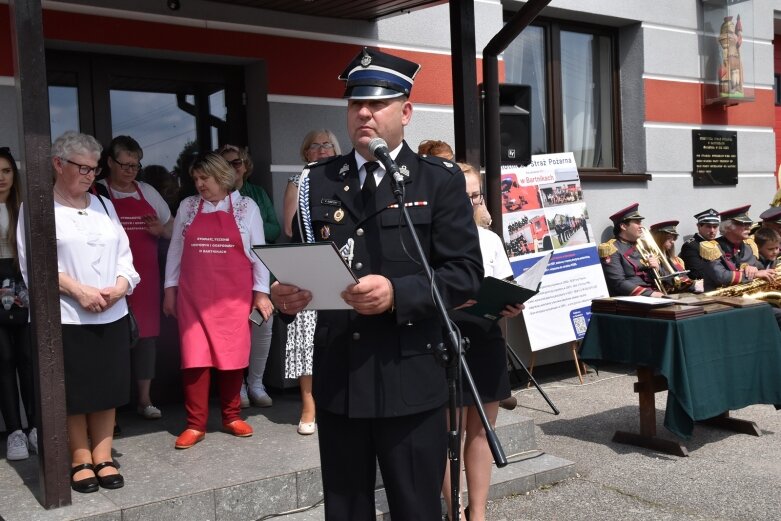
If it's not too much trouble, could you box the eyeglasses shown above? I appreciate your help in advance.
[61,158,101,176]
[228,158,244,168]
[469,193,484,206]
[308,142,335,151]
[112,158,142,172]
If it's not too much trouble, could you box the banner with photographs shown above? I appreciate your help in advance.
[500,152,609,351]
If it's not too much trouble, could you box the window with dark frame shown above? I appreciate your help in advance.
[503,18,621,176]
[775,73,781,106]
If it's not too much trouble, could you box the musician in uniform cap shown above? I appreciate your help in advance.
[679,208,720,280]
[270,47,483,520]
[758,206,781,235]
[700,205,775,291]
[649,220,695,292]
[599,203,664,297]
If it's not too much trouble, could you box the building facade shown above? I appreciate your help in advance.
[1,0,779,238]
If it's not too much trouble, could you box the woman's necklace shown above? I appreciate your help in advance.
[53,187,89,215]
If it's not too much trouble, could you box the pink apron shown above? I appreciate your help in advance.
[177,197,252,370]
[108,181,160,338]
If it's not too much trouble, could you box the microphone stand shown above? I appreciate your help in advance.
[390,176,507,519]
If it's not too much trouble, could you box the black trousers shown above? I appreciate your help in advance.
[0,323,34,432]
[317,407,447,520]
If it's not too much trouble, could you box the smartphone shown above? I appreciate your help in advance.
[249,308,266,327]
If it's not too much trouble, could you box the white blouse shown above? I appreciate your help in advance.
[17,194,140,325]
[478,226,514,280]
[0,203,13,259]
[164,191,269,293]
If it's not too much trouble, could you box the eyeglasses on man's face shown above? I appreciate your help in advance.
[308,142,335,151]
[112,157,142,172]
[61,158,101,176]
[469,192,484,206]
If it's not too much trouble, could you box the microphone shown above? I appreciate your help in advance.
[368,138,405,195]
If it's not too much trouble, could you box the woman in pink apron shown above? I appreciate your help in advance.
[97,136,172,420]
[163,153,272,449]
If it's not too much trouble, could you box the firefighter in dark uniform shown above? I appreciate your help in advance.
[599,203,664,297]
[679,208,720,280]
[270,48,483,520]
[700,205,775,291]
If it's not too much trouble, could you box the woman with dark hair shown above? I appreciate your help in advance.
[0,147,35,461]
[97,135,172,420]
[163,153,272,449]
[18,131,139,492]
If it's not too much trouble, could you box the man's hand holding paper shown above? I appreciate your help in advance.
[270,281,312,315]
[341,275,394,315]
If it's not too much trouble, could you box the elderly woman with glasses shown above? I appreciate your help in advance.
[95,135,172,421]
[163,153,272,449]
[18,131,139,492]
[282,129,341,239]
[219,144,279,409]
[280,129,340,435]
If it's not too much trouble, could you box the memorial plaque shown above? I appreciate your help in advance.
[692,130,738,186]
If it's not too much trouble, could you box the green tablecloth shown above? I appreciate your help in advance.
[580,307,781,438]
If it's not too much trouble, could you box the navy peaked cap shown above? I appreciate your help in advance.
[339,47,421,100]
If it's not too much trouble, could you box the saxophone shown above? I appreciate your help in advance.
[704,265,781,306]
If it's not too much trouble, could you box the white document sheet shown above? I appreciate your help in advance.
[251,242,358,310]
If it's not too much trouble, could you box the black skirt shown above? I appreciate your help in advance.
[61,316,131,414]
[453,314,511,407]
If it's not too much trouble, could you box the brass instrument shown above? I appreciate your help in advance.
[635,228,693,294]
[705,265,781,306]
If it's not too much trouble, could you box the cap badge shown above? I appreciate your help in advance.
[334,208,345,222]
[399,165,410,178]
[360,52,372,67]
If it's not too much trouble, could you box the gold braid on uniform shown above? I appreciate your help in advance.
[699,240,722,261]
[744,237,759,259]
[598,239,617,258]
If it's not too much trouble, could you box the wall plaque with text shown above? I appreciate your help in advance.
[692,130,738,186]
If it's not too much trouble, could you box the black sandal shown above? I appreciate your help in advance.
[70,463,99,494]
[94,460,124,489]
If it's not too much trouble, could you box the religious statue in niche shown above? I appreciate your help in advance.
[718,14,744,98]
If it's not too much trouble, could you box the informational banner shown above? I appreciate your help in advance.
[500,152,609,351]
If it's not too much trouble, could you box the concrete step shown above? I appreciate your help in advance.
[0,398,571,521]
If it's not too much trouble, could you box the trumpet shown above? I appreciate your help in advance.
[635,228,693,295]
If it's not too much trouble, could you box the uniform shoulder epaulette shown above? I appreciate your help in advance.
[699,240,722,261]
[419,154,460,174]
[306,154,342,169]
[598,238,617,258]
[744,237,759,258]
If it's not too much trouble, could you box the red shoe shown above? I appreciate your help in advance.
[223,419,253,437]
[175,429,205,449]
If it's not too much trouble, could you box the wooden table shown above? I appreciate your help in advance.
[580,307,781,456]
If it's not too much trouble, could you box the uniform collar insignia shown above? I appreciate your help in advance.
[443,161,454,168]
[399,165,410,178]
[338,163,350,179]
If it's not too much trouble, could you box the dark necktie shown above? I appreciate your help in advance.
[362,161,379,205]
